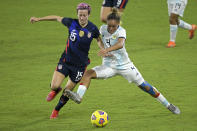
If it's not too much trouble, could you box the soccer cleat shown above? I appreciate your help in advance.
[50,109,59,119]
[166,41,176,48]
[167,104,181,114]
[65,90,82,104]
[46,87,62,102]
[189,24,197,39]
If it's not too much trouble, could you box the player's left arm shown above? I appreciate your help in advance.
[30,16,63,24]
[106,37,125,52]
[98,38,125,56]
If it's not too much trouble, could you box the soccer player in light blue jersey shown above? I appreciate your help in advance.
[65,8,181,115]
[167,0,197,48]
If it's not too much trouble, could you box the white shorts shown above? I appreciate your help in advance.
[92,65,145,86]
[168,0,187,17]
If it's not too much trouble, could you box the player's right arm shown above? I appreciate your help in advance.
[30,16,63,24]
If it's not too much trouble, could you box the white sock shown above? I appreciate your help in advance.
[153,86,159,92]
[77,85,87,98]
[156,93,170,108]
[170,24,178,42]
[178,19,192,30]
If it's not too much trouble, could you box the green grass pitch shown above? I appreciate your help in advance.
[0,0,197,130]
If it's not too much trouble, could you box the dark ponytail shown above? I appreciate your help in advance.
[107,8,121,23]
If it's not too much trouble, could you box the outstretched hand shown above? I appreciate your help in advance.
[30,17,39,24]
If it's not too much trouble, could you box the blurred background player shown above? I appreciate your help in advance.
[30,3,104,119]
[66,9,181,115]
[167,0,197,48]
[100,0,128,23]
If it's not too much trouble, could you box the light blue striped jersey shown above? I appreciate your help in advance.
[100,25,133,69]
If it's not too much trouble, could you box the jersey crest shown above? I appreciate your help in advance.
[79,30,84,37]
[112,35,117,39]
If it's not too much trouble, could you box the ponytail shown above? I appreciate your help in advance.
[107,8,121,22]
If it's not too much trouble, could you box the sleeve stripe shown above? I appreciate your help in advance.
[118,37,126,39]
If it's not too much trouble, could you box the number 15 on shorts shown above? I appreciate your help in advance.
[75,71,83,81]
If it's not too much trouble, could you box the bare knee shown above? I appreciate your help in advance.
[169,14,179,25]
[65,79,76,91]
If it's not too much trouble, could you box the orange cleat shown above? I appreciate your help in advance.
[50,109,59,119]
[46,88,62,102]
[189,24,197,39]
[166,41,176,48]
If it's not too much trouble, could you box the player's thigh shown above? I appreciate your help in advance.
[51,71,65,89]
[168,0,187,17]
[101,0,114,20]
[65,78,77,91]
[100,6,112,22]
[119,66,144,86]
[83,69,97,79]
[92,65,116,79]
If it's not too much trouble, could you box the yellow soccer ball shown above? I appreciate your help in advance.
[91,110,109,127]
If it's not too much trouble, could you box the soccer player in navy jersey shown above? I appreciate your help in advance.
[100,0,128,23]
[30,3,104,119]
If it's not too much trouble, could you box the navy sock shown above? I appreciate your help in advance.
[53,87,61,93]
[55,95,69,111]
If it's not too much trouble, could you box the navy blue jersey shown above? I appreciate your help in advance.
[102,0,128,9]
[60,17,100,66]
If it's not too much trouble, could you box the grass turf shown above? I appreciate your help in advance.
[0,0,197,130]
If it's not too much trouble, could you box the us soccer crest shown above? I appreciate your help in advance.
[88,32,92,38]
[79,30,84,37]
[112,35,117,39]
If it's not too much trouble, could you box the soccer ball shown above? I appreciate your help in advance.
[91,110,109,127]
